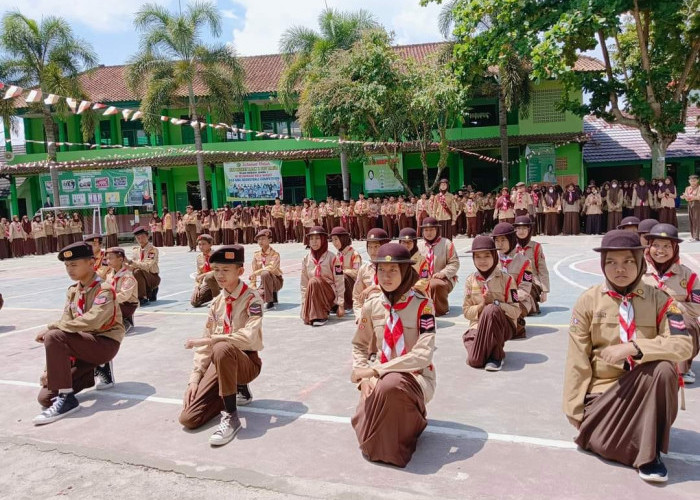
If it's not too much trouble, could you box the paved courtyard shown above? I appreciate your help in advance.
[0,230,698,499]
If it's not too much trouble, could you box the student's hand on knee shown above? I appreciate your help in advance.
[351,367,376,383]
[184,383,198,406]
[433,272,446,280]
[35,330,47,343]
[600,343,636,364]
[184,338,210,349]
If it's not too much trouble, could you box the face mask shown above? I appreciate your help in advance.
[658,182,663,187]
[612,183,618,188]
[549,188,554,193]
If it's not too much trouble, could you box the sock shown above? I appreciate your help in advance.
[58,388,74,395]
[237,384,251,399]
[222,394,237,414]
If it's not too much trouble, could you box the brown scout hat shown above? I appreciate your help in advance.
[516,182,526,187]
[306,225,327,236]
[513,216,532,226]
[330,226,350,236]
[83,233,103,243]
[492,222,516,236]
[210,244,245,265]
[466,235,497,253]
[645,223,683,243]
[197,233,214,243]
[398,227,418,241]
[367,228,391,242]
[255,229,273,240]
[106,247,126,257]
[637,218,659,235]
[370,242,412,264]
[439,178,449,184]
[133,226,149,236]
[593,230,645,252]
[617,216,640,229]
[420,217,440,228]
[58,241,93,261]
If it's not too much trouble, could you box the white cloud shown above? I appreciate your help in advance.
[229,0,444,55]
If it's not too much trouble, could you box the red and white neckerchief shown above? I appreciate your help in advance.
[339,247,354,268]
[260,251,267,267]
[202,252,211,272]
[605,289,638,368]
[76,277,102,316]
[500,254,513,271]
[467,200,475,214]
[223,283,248,334]
[140,245,147,261]
[311,254,323,277]
[93,250,104,271]
[652,270,674,287]
[381,291,415,363]
[516,244,528,256]
[517,192,523,204]
[475,274,490,295]
[425,237,441,275]
[110,267,129,290]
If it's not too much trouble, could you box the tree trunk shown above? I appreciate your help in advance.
[499,84,509,187]
[339,126,350,201]
[649,140,668,179]
[188,84,209,210]
[41,106,61,207]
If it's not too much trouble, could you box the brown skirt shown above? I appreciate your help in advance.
[0,239,8,259]
[658,207,677,227]
[351,372,427,468]
[343,274,356,310]
[463,304,515,367]
[152,231,163,247]
[427,276,454,316]
[11,239,23,257]
[562,212,580,235]
[302,277,336,324]
[544,212,560,235]
[105,234,118,248]
[607,211,622,232]
[164,230,175,246]
[575,360,679,468]
[634,206,651,221]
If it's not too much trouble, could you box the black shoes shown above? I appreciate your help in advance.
[264,302,275,310]
[95,361,115,390]
[149,287,159,302]
[139,297,149,306]
[638,455,668,482]
[33,392,80,425]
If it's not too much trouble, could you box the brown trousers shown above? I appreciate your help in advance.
[382,216,394,238]
[273,218,285,243]
[575,360,679,468]
[258,271,283,303]
[466,216,478,238]
[438,219,452,240]
[119,302,138,322]
[302,277,337,324]
[190,274,221,307]
[343,274,356,310]
[462,304,515,367]
[133,269,161,300]
[352,372,427,468]
[427,276,454,316]
[357,215,369,239]
[185,224,198,250]
[689,201,700,240]
[38,329,120,406]
[105,234,118,249]
[179,344,261,429]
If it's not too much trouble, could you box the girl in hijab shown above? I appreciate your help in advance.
[632,178,652,220]
[9,215,25,257]
[562,184,581,235]
[330,226,362,311]
[350,243,435,468]
[543,184,561,235]
[150,212,164,247]
[658,177,678,226]
[494,187,515,223]
[69,212,83,243]
[21,215,36,255]
[584,185,604,235]
[605,179,623,230]
[176,212,186,246]
[32,215,47,255]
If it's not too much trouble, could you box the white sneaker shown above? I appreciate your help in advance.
[209,411,241,446]
[311,319,327,327]
[683,370,696,384]
[95,361,115,390]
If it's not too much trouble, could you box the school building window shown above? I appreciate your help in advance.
[532,89,566,123]
[260,110,298,138]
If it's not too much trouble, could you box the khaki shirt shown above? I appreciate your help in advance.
[195,251,213,284]
[605,191,623,212]
[338,246,362,280]
[513,191,532,211]
[250,247,283,288]
[183,213,197,226]
[163,213,173,230]
[642,261,700,319]
[43,219,54,236]
[494,197,515,220]
[32,221,46,238]
[352,291,437,402]
[354,199,369,216]
[584,193,603,215]
[300,250,345,309]
[682,185,700,202]
[131,243,160,274]
[658,188,677,208]
[47,275,125,344]
[417,237,460,281]
[462,269,521,330]
[499,250,534,312]
[93,250,110,280]
[562,196,581,213]
[631,188,652,208]
[54,219,67,236]
[564,283,693,422]
[429,192,457,222]
[352,261,380,318]
[516,242,550,292]
[107,266,139,305]
[271,204,285,219]
[189,282,264,384]
[105,214,119,235]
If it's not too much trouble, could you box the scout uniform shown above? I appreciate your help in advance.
[417,217,460,317]
[250,229,284,308]
[34,242,124,425]
[84,234,110,280]
[32,217,48,255]
[0,219,8,259]
[183,209,198,250]
[9,218,25,257]
[300,226,345,326]
[352,228,390,318]
[398,227,429,295]
[429,179,458,240]
[331,226,362,310]
[162,210,175,246]
[351,244,436,468]
[355,196,370,239]
[493,191,515,223]
[513,216,550,314]
[271,201,286,243]
[462,236,521,370]
[179,245,264,446]
[465,195,478,237]
[104,211,119,248]
[512,183,532,216]
[43,216,56,253]
[564,230,692,480]
[190,234,221,308]
[681,176,700,240]
[631,181,653,220]
[130,227,161,303]
[561,187,582,235]
[605,182,624,232]
[105,247,139,330]
[69,217,83,243]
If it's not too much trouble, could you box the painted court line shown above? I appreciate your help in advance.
[4,286,70,300]
[0,324,45,339]
[553,253,588,291]
[1,379,698,464]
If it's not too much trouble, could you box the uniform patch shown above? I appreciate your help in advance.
[510,289,519,302]
[667,312,688,335]
[419,314,436,333]
[690,290,700,304]
[248,302,263,316]
[148,251,156,258]
[420,270,429,278]
[362,317,368,323]
[93,295,108,305]
[570,316,578,325]
[334,264,343,275]
[668,303,682,315]
[680,279,688,288]
[422,304,433,315]
[523,271,533,282]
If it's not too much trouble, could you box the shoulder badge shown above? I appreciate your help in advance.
[510,289,519,302]
[419,314,436,334]
[248,301,263,316]
[523,271,533,282]
[680,279,688,288]
[93,294,108,306]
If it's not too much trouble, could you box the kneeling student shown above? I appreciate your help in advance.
[180,245,264,446]
[128,226,161,305]
[352,228,390,318]
[564,230,692,482]
[249,229,283,310]
[190,234,221,307]
[33,241,124,425]
[513,216,550,315]
[351,243,436,468]
[300,226,345,326]
[462,236,521,371]
[105,247,139,333]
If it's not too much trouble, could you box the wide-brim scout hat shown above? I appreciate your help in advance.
[330,226,350,236]
[439,178,449,184]
[420,217,440,228]
[515,182,526,187]
[133,226,149,236]
[593,230,645,252]
[513,216,532,226]
[645,223,683,243]
[306,226,327,236]
[255,229,273,240]
[197,233,214,243]
[370,242,412,264]
[106,247,126,257]
[637,218,659,235]
[617,216,640,229]
[492,222,515,237]
[466,235,497,253]
[58,241,93,261]
[397,227,418,241]
[367,228,391,242]
[83,233,103,243]
[210,244,244,265]
[689,175,699,180]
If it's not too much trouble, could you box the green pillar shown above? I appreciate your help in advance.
[94,120,101,149]
[305,160,314,199]
[109,115,118,146]
[57,119,67,152]
[457,154,465,188]
[22,118,33,154]
[153,167,161,213]
[205,114,214,143]
[161,110,171,145]
[210,164,220,209]
[165,169,176,211]
[9,175,19,217]
[244,101,253,141]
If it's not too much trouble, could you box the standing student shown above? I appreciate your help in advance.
[563,230,692,482]
[104,207,119,248]
[190,234,220,308]
[462,236,521,371]
[330,226,362,311]
[350,243,436,468]
[513,216,549,314]
[543,185,561,235]
[300,226,345,327]
[179,245,263,446]
[352,228,390,318]
[417,217,460,316]
[249,229,283,311]
[562,184,581,235]
[128,227,161,305]
[512,182,532,217]
[681,175,700,240]
[69,213,83,243]
[0,217,8,259]
[44,214,56,253]
[183,205,198,251]
[657,177,678,227]
[33,241,124,425]
[32,215,48,255]
[493,188,515,224]
[631,178,652,220]
[429,178,458,240]
[105,247,139,333]
[584,186,603,235]
[163,208,175,247]
[9,215,25,257]
[270,198,286,244]
[605,180,624,231]
[84,234,110,280]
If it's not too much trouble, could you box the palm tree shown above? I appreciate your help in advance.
[0,13,98,206]
[126,1,246,211]
[278,8,379,201]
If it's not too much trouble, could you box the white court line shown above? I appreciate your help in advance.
[157,289,193,299]
[0,324,45,339]
[682,253,700,269]
[1,379,698,464]
[4,286,69,300]
[553,253,588,291]
[569,258,602,277]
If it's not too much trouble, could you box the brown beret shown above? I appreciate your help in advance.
[397,227,418,241]
[466,235,497,253]
[58,242,93,261]
[370,243,412,264]
[617,216,640,229]
[367,228,391,242]
[637,218,659,235]
[491,222,515,237]
[420,217,440,228]
[255,229,273,240]
[210,244,244,265]
[593,230,645,252]
[645,223,683,243]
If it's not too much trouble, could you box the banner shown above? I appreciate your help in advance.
[526,144,557,184]
[363,155,403,193]
[40,167,153,208]
[223,160,283,201]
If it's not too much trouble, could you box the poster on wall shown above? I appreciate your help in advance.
[40,167,154,208]
[363,155,404,193]
[526,144,557,184]
[223,160,283,201]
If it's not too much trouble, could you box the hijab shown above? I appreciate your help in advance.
[601,249,646,295]
[309,234,329,261]
[635,178,650,200]
[545,186,559,206]
[516,225,532,248]
[474,249,499,280]
[607,180,621,204]
[649,240,680,277]
[380,263,419,306]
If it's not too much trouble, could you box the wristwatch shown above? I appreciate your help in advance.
[631,340,643,360]
[493,300,501,306]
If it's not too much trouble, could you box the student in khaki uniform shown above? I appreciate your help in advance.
[249,229,283,310]
[183,205,198,251]
[104,207,119,248]
[417,217,460,316]
[180,245,263,446]
[681,175,700,240]
[352,228,390,319]
[32,215,48,255]
[605,180,624,231]
[398,227,429,294]
[513,216,550,315]
[429,178,457,240]
[43,214,56,253]
[330,226,362,310]
[642,224,700,384]
[462,236,521,371]
[512,182,533,217]
[492,222,534,337]
[270,197,286,243]
[493,187,515,223]
[33,241,124,425]
[564,230,693,483]
[84,234,110,280]
[150,213,163,248]
[162,208,175,247]
[128,227,161,305]
[69,213,83,243]
[105,247,139,333]
[631,178,653,220]
[351,243,436,468]
[355,193,370,239]
[300,226,345,327]
[190,234,221,308]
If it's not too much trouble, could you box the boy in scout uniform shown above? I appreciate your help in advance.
[33,241,124,425]
[513,216,550,314]
[512,182,533,217]
[429,178,457,240]
[128,226,161,306]
[330,226,362,311]
[190,234,221,308]
[417,217,460,317]
[180,245,264,446]
[352,228,390,318]
[462,236,521,371]
[355,192,370,239]
[249,229,283,311]
[270,197,286,243]
[681,174,700,240]
[564,230,693,482]
[85,234,110,280]
[105,247,139,333]
[351,243,436,468]
[183,205,198,251]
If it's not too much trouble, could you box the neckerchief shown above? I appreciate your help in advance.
[76,277,102,316]
[381,291,415,363]
[224,283,249,334]
[605,290,638,369]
